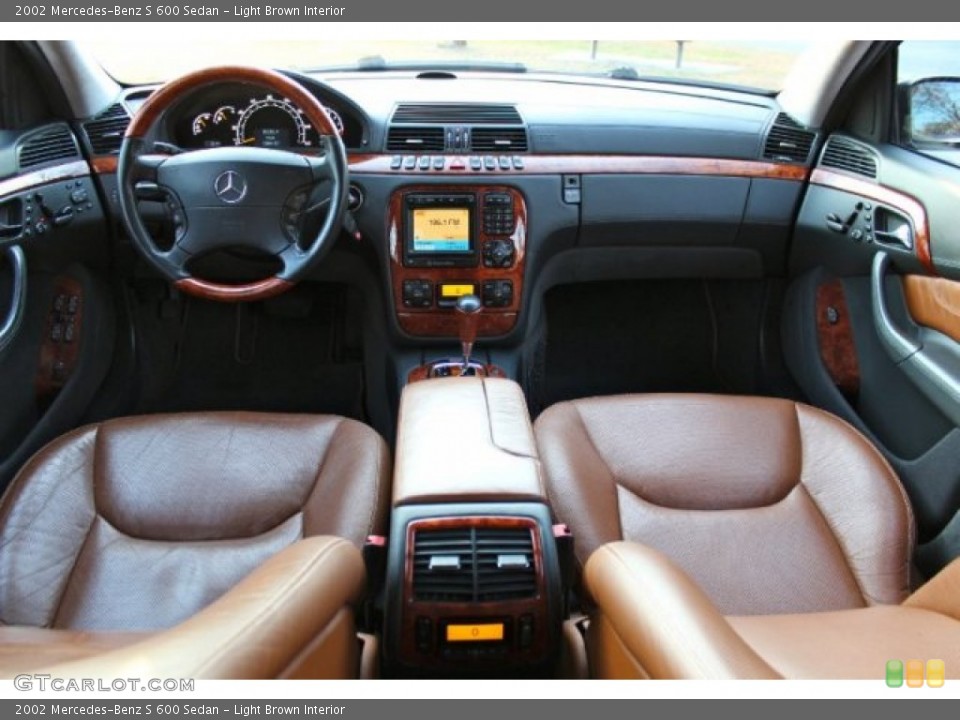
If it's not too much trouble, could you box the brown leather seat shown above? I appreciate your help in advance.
[585,542,960,679]
[535,394,914,614]
[0,411,390,678]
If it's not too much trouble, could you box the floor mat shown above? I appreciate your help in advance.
[533,279,784,413]
[132,282,366,420]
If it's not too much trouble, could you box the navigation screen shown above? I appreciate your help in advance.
[412,207,471,253]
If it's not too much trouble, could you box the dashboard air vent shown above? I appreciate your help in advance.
[83,103,131,155]
[412,526,538,602]
[819,135,878,179]
[763,112,816,164]
[386,126,446,152]
[17,124,80,170]
[392,103,522,125]
[471,127,529,153]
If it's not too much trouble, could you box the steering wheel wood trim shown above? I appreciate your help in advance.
[174,277,294,302]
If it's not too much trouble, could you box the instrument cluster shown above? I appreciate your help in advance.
[171,86,356,151]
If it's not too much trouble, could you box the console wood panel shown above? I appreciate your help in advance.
[389,185,527,338]
[407,363,507,383]
[399,516,549,671]
[816,278,860,396]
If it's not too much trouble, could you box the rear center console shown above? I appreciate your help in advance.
[383,377,566,677]
[388,185,526,338]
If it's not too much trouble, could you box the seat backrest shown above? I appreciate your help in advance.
[536,394,915,615]
[0,412,387,631]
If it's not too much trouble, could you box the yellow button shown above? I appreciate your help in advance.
[440,284,474,298]
[446,623,504,642]
[927,659,945,688]
[906,659,925,688]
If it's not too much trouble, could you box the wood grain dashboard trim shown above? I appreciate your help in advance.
[91,153,809,181]
[810,168,934,273]
[349,153,809,180]
[903,274,960,344]
[0,161,91,198]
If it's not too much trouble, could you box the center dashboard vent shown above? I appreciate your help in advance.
[386,126,446,152]
[819,135,878,179]
[412,526,538,603]
[82,103,131,155]
[17,124,81,170]
[471,127,528,152]
[763,112,816,164]
[386,103,527,153]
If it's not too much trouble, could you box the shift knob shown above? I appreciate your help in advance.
[456,294,482,369]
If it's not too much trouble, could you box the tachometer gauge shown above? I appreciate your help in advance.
[234,95,311,148]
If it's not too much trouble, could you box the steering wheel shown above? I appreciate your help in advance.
[118,66,348,302]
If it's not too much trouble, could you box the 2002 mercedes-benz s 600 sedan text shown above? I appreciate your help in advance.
[0,39,958,680]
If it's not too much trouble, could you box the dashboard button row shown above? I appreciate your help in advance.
[390,155,525,172]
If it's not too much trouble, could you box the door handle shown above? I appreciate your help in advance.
[0,245,27,356]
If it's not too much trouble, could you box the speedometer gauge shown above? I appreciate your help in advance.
[234,95,311,148]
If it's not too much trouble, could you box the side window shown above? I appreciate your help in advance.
[897,40,960,167]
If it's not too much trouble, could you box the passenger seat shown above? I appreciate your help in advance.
[534,394,913,615]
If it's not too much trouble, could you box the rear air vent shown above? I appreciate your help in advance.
[471,127,529,153]
[412,526,538,603]
[819,135,878,179]
[763,112,816,164]
[82,103,131,155]
[392,103,522,125]
[386,126,446,152]
[17,124,81,170]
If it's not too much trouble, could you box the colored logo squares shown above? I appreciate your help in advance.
[886,659,945,687]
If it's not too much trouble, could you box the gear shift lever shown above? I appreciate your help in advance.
[456,294,482,371]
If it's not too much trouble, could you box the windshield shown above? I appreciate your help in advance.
[85,39,814,92]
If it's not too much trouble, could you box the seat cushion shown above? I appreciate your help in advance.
[536,394,914,614]
[0,412,389,631]
[585,542,960,680]
[0,627,147,676]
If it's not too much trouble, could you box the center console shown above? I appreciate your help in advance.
[388,185,527,338]
[382,377,567,677]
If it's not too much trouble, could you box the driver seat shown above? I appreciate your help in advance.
[0,411,390,679]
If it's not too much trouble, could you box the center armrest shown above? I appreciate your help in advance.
[392,377,545,506]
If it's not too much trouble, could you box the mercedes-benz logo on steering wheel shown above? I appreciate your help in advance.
[213,170,247,205]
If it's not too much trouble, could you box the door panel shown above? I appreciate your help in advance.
[0,125,117,488]
[787,130,960,578]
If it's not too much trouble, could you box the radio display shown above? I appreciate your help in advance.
[412,207,471,253]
